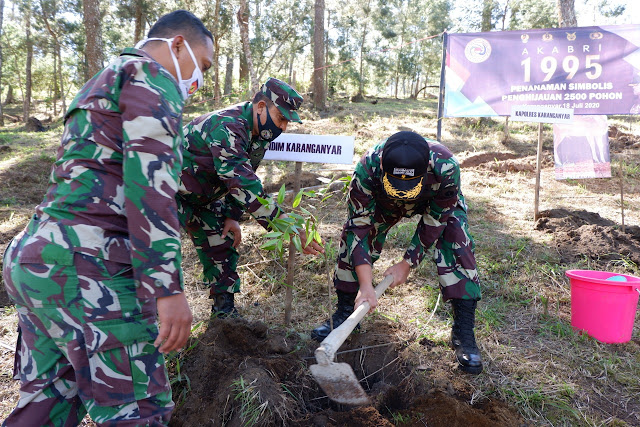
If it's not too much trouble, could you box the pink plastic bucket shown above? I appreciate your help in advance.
[565,270,640,343]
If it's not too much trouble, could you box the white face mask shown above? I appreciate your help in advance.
[135,37,203,99]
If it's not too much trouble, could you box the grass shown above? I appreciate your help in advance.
[1,98,640,425]
[231,376,271,427]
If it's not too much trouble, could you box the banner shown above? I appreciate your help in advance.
[553,115,610,179]
[263,134,355,164]
[444,25,640,117]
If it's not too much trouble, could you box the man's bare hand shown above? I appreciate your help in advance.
[154,293,192,353]
[383,260,411,288]
[355,284,378,313]
[222,218,242,248]
[299,229,324,255]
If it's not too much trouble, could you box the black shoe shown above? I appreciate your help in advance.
[450,299,483,374]
[311,290,358,342]
[212,292,240,318]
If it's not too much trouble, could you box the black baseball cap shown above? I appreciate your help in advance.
[381,131,430,200]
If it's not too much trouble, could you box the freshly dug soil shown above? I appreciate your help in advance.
[169,318,525,426]
[535,208,640,266]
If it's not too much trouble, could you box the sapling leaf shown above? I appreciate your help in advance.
[293,234,303,253]
[261,240,277,250]
[277,184,286,204]
[263,231,283,239]
[293,190,303,208]
[257,196,270,206]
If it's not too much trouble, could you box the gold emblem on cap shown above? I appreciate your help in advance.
[566,32,576,41]
[383,174,423,199]
[542,33,553,42]
[589,31,603,40]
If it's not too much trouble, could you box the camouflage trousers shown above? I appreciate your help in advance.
[2,229,173,426]
[178,198,240,296]
[334,204,481,301]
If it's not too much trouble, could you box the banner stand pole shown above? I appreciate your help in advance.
[619,158,625,233]
[534,122,543,221]
[436,31,447,142]
[284,161,302,324]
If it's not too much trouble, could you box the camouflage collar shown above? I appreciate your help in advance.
[120,47,153,59]
[243,102,257,141]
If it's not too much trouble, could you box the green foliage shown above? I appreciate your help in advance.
[259,184,321,258]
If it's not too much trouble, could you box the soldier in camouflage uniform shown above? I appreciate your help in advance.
[311,131,483,374]
[1,11,213,426]
[178,77,323,317]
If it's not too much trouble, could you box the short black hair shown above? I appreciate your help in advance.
[148,10,213,46]
[252,91,270,104]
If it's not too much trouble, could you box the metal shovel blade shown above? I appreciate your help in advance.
[310,361,371,406]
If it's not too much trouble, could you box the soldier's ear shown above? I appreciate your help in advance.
[256,100,267,115]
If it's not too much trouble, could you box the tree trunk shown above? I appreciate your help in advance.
[39,0,65,116]
[23,2,32,122]
[53,50,58,116]
[84,0,103,80]
[239,52,248,92]
[133,0,145,44]
[288,52,295,84]
[0,0,4,125]
[212,0,222,104]
[58,46,66,114]
[325,10,330,99]
[410,75,420,99]
[223,52,233,96]
[394,12,406,99]
[5,84,14,105]
[237,0,258,95]
[557,0,577,27]
[481,0,493,32]
[312,0,325,110]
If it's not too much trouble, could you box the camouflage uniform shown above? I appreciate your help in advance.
[335,138,481,301]
[2,47,184,426]
[177,78,302,296]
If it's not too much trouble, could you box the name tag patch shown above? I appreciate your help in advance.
[393,168,414,176]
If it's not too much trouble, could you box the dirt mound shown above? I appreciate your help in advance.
[263,171,323,194]
[459,152,519,168]
[459,152,553,174]
[535,208,640,266]
[609,125,640,151]
[169,318,525,426]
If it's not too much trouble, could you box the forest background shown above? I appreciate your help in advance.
[0,0,636,123]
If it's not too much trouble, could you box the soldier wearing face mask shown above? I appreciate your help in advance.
[2,10,213,426]
[177,77,325,317]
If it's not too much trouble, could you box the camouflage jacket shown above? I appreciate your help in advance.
[178,102,280,228]
[346,138,463,268]
[17,48,185,299]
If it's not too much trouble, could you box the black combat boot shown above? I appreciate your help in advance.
[212,291,240,318]
[311,290,358,342]
[450,299,483,374]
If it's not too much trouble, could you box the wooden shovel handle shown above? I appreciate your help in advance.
[314,275,394,365]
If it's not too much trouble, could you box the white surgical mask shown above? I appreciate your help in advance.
[135,37,203,99]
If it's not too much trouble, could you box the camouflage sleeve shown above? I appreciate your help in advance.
[222,193,244,221]
[210,127,280,229]
[343,151,379,267]
[120,60,185,299]
[403,157,460,267]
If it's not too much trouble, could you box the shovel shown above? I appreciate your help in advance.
[310,275,394,406]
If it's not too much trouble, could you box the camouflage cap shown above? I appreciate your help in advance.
[260,77,303,123]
